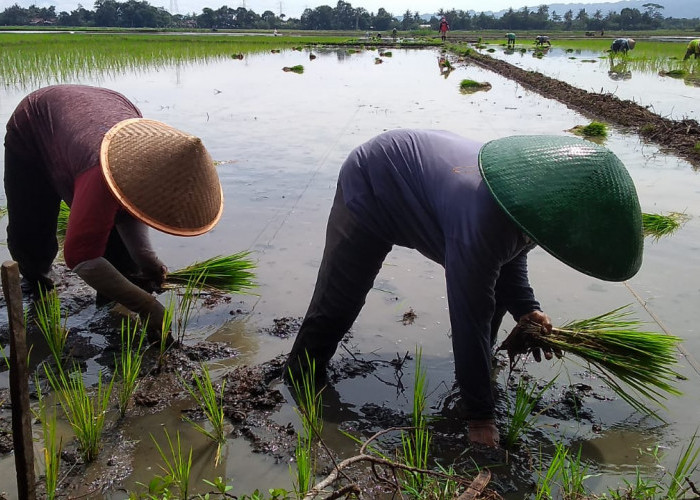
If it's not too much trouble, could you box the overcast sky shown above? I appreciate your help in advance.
[11,0,593,19]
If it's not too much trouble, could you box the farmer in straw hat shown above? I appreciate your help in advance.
[286,129,643,447]
[4,84,223,342]
[610,37,636,54]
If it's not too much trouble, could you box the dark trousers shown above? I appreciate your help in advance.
[287,186,393,371]
[4,144,138,290]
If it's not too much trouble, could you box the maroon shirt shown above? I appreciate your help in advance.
[5,85,147,269]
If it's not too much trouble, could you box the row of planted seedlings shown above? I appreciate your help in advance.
[30,287,700,498]
[25,206,697,498]
[0,32,350,92]
[26,253,259,499]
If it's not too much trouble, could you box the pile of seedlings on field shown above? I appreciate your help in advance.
[463,50,700,168]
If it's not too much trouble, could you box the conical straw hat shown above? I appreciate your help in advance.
[478,135,643,282]
[100,118,223,236]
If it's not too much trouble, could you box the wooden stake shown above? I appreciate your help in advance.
[1,261,36,500]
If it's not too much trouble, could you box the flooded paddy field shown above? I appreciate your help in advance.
[0,36,698,498]
[477,39,699,121]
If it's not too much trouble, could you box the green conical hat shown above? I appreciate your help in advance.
[478,135,643,281]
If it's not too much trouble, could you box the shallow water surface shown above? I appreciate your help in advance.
[483,45,700,121]
[0,46,698,498]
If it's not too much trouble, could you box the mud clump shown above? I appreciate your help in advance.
[262,316,303,338]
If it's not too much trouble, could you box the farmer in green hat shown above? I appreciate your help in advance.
[286,129,643,448]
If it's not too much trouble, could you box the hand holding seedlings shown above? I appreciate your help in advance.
[500,316,562,364]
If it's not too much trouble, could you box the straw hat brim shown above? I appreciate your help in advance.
[478,135,643,282]
[100,118,223,237]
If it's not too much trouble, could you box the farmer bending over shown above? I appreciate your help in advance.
[4,84,223,342]
[535,35,551,47]
[611,38,635,54]
[286,130,643,448]
[684,39,700,60]
[506,32,516,48]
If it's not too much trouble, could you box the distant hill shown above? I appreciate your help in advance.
[416,0,700,20]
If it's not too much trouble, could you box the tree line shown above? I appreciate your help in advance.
[1,0,698,31]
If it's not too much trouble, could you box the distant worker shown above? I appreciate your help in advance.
[684,39,700,60]
[392,27,398,41]
[506,32,516,48]
[535,35,551,47]
[610,38,635,55]
[439,17,450,42]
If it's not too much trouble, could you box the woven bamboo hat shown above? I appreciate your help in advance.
[478,135,643,281]
[100,118,223,236]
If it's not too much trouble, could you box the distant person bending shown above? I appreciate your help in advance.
[535,35,551,47]
[610,38,635,55]
[506,32,516,48]
[684,39,700,60]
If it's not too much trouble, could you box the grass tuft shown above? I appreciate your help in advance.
[182,363,227,465]
[34,287,69,366]
[642,211,689,240]
[115,318,147,418]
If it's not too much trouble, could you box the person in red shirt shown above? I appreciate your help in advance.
[438,17,450,42]
[4,85,223,341]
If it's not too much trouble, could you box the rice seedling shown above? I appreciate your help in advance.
[151,429,193,499]
[45,364,115,463]
[288,353,323,496]
[158,295,175,368]
[182,363,226,465]
[664,432,700,499]
[400,347,431,494]
[115,317,147,418]
[500,305,683,418]
[503,377,555,449]
[535,444,567,500]
[56,201,70,239]
[165,252,257,295]
[35,376,62,500]
[459,79,492,93]
[642,211,689,240]
[282,65,304,73]
[172,272,203,344]
[581,121,608,137]
[535,442,593,499]
[560,444,593,498]
[34,287,69,366]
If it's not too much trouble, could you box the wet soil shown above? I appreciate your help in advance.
[463,50,700,169]
[0,262,619,499]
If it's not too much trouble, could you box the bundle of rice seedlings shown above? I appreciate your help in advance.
[165,252,256,294]
[499,306,684,417]
[642,211,689,240]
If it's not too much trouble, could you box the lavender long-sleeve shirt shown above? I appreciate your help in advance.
[339,129,540,418]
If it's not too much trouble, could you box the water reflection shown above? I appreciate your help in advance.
[608,58,633,81]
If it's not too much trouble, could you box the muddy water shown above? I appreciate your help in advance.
[482,44,700,121]
[0,46,698,498]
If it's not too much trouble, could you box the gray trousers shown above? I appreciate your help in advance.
[287,186,392,373]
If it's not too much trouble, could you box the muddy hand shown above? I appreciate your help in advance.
[498,311,558,362]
